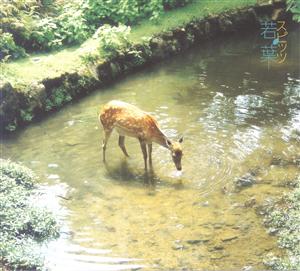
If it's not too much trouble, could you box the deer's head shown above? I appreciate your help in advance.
[166,137,183,171]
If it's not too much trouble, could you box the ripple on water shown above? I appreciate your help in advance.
[44,242,145,271]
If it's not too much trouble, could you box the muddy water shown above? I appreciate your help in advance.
[1,31,300,270]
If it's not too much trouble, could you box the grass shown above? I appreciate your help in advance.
[0,159,60,270]
[129,0,256,42]
[1,0,256,86]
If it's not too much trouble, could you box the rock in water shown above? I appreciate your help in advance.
[234,172,256,189]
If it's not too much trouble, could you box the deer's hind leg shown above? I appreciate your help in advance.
[118,136,129,157]
[102,129,112,162]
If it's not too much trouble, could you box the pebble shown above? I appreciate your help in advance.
[48,163,59,168]
[244,197,256,208]
[186,238,209,245]
[47,174,60,180]
[234,173,256,189]
[242,266,253,271]
[172,244,185,250]
[221,235,238,242]
[32,57,41,62]
[67,120,75,126]
[213,245,224,250]
[202,201,209,207]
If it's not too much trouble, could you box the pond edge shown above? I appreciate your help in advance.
[0,1,295,134]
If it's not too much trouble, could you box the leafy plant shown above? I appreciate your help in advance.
[263,176,300,270]
[94,24,131,58]
[0,31,27,60]
[0,159,60,270]
[80,50,100,66]
[0,0,194,59]
[20,109,34,122]
[30,17,61,50]
[287,0,300,22]
[45,87,72,111]
[0,159,36,189]
[81,0,150,26]
[56,2,91,45]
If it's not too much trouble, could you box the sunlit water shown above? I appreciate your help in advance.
[1,31,299,270]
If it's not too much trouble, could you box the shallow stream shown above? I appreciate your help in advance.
[1,31,299,270]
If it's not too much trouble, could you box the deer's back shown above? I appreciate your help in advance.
[99,100,159,139]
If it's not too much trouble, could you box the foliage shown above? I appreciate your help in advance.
[57,3,91,45]
[263,176,300,270]
[81,0,164,27]
[81,0,193,26]
[4,121,18,132]
[20,109,34,122]
[29,3,91,50]
[45,87,72,111]
[0,0,193,60]
[0,159,60,270]
[287,0,300,22]
[94,24,131,58]
[0,0,43,52]
[163,0,193,10]
[30,17,61,50]
[0,159,36,188]
[0,31,27,61]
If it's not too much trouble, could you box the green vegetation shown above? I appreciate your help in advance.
[0,0,193,61]
[81,24,133,63]
[0,31,27,61]
[45,86,73,111]
[0,159,60,270]
[287,0,300,22]
[95,24,132,58]
[1,0,256,85]
[263,176,300,270]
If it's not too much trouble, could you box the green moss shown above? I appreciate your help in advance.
[0,159,60,270]
[263,176,300,270]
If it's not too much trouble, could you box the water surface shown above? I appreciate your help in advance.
[1,31,300,270]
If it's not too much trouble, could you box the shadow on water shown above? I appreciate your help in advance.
[103,159,185,191]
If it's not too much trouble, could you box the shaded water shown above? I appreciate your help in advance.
[1,31,300,270]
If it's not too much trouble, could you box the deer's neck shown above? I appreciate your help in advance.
[152,128,171,149]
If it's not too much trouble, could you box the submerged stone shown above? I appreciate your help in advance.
[186,238,210,245]
[213,245,224,250]
[221,235,238,242]
[244,197,257,208]
[234,172,256,189]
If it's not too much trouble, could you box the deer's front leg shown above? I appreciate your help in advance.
[139,138,148,170]
[147,143,152,167]
[102,130,112,162]
[118,135,130,157]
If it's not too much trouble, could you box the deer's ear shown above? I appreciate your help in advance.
[166,139,172,147]
[178,136,184,143]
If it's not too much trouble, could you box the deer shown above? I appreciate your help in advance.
[99,100,183,171]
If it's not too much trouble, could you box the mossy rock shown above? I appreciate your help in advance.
[0,81,20,131]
